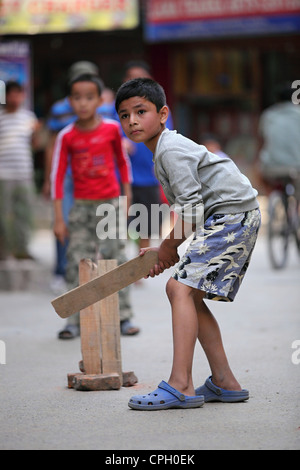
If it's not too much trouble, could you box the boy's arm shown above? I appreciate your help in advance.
[113,124,133,212]
[51,130,69,199]
[53,199,68,244]
[141,142,204,276]
[113,123,132,184]
[51,131,69,243]
[142,147,204,276]
[160,145,204,225]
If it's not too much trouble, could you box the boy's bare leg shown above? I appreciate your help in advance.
[193,290,242,391]
[166,277,242,395]
[166,278,199,396]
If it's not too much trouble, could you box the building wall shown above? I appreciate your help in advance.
[147,34,300,183]
[1,21,299,189]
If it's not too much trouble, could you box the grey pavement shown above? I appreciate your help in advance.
[0,215,300,450]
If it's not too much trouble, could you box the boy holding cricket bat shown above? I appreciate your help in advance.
[115,78,260,410]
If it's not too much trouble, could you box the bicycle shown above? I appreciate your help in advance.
[267,172,300,269]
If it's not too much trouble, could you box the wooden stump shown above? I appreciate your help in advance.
[67,258,138,391]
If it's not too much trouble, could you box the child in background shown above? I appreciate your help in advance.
[115,78,260,410]
[51,74,133,338]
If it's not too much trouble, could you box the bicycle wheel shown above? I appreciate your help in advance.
[268,191,289,269]
[294,201,300,255]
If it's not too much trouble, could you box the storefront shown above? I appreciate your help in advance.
[144,0,300,179]
[0,0,145,188]
[1,0,299,184]
[0,0,144,115]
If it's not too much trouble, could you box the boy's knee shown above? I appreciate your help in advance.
[166,277,192,302]
[166,277,175,300]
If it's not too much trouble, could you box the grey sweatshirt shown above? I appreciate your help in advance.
[153,129,258,224]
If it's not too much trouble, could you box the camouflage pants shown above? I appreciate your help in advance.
[0,180,34,259]
[65,198,133,326]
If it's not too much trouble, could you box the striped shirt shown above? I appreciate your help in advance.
[0,108,37,181]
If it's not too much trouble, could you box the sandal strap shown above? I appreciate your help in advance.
[158,381,185,402]
[205,376,222,396]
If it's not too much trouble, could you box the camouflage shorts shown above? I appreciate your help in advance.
[66,198,132,322]
[172,209,261,302]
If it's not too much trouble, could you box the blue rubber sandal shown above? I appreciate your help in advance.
[195,376,249,403]
[128,381,205,410]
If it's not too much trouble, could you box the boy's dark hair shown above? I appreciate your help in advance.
[6,81,24,94]
[115,78,166,113]
[68,73,104,96]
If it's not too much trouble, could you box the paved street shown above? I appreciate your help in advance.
[0,216,299,450]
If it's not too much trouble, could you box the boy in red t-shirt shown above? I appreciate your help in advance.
[51,73,137,338]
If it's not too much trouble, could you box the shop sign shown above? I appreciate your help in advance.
[0,41,32,109]
[145,0,300,41]
[0,0,139,35]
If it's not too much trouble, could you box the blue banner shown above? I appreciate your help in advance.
[145,13,300,42]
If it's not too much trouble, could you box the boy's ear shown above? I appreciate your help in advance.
[159,105,169,124]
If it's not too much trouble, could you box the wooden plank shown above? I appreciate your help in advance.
[78,259,102,375]
[51,250,158,319]
[98,260,122,378]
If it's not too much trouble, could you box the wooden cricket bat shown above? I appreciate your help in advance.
[51,250,159,319]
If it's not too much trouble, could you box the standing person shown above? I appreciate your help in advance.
[115,78,261,410]
[46,63,139,337]
[51,73,136,339]
[44,61,100,295]
[122,61,173,248]
[0,81,39,260]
